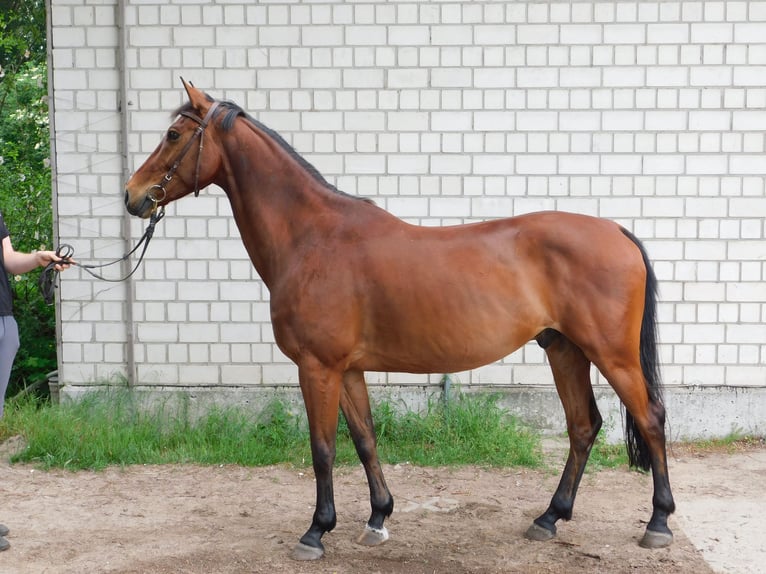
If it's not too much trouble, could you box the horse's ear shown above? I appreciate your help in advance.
[181,77,207,111]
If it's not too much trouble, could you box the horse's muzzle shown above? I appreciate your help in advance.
[124,190,153,218]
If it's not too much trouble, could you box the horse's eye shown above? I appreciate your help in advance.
[167,130,181,142]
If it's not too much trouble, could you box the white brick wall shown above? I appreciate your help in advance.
[50,0,766,392]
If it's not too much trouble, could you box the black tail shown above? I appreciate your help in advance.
[621,228,663,471]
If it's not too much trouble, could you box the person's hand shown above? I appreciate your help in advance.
[35,250,75,271]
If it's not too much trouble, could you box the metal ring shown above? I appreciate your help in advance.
[146,184,167,205]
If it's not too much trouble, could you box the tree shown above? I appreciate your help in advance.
[0,0,55,394]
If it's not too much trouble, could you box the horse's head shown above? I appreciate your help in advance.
[125,79,223,218]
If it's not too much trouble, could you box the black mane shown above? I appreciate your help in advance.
[173,98,370,203]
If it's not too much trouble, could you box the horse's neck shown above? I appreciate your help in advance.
[219,127,347,287]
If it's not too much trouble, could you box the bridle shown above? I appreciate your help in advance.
[145,100,221,212]
[39,101,222,303]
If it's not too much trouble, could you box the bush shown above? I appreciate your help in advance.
[0,61,55,396]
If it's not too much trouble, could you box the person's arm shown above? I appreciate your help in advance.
[2,236,72,275]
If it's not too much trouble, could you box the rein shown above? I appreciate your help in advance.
[39,207,165,304]
[39,101,221,305]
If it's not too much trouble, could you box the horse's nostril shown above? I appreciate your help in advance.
[124,190,130,206]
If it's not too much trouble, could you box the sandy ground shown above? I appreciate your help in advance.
[0,438,764,574]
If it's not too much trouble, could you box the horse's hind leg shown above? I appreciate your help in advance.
[526,330,602,542]
[340,370,394,546]
[597,362,675,548]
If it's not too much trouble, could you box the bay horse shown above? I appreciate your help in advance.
[124,80,675,560]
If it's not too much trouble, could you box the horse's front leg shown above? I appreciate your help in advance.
[340,370,394,546]
[292,362,343,561]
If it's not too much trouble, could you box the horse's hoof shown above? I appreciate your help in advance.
[525,522,555,542]
[639,529,673,549]
[291,542,324,561]
[357,524,389,546]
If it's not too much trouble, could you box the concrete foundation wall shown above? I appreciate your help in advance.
[61,383,766,443]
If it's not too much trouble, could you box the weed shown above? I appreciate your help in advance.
[2,388,542,470]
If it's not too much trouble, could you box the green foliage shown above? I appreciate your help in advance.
[0,0,54,396]
[2,390,542,471]
[365,392,542,467]
[0,0,47,79]
[587,432,629,470]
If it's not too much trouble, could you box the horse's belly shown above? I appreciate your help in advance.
[355,312,541,374]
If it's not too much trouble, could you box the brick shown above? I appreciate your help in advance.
[300,68,341,89]
[387,197,428,217]
[601,155,642,174]
[474,68,515,88]
[343,68,384,88]
[383,67,425,88]
[430,155,471,175]
[471,197,514,217]
[516,111,557,132]
[300,25,342,46]
[647,66,689,87]
[690,66,733,86]
[429,197,470,217]
[604,24,646,44]
[731,155,766,174]
[172,26,215,46]
[386,25,428,45]
[343,111,384,131]
[517,24,558,44]
[646,111,687,131]
[559,111,600,131]
[603,67,645,87]
[432,111,472,132]
[686,155,728,175]
[560,155,599,174]
[473,155,513,175]
[560,68,601,88]
[431,68,472,87]
[515,155,556,174]
[256,69,298,89]
[733,111,766,131]
[728,240,766,261]
[473,24,515,45]
[733,65,766,86]
[387,111,428,131]
[734,22,765,43]
[341,25,384,46]
[430,25,472,45]
[647,23,690,43]
[730,198,766,217]
[691,22,733,43]
[474,111,514,131]
[516,67,558,88]
[560,24,602,44]
[602,111,644,131]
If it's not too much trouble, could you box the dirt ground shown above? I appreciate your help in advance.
[0,438,764,574]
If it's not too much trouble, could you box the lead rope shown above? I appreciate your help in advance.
[39,206,165,305]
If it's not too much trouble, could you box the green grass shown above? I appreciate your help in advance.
[0,389,542,471]
[587,434,630,470]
